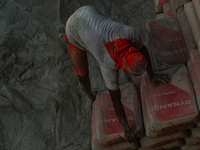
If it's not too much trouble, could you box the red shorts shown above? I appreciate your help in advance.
[65,30,88,77]
[64,8,88,77]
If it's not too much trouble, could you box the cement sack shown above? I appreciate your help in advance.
[163,3,174,17]
[146,30,175,71]
[177,8,197,51]
[146,17,189,71]
[140,64,199,132]
[191,127,200,139]
[156,13,165,19]
[144,116,194,137]
[140,67,195,137]
[139,140,184,150]
[146,29,176,71]
[140,131,188,148]
[181,144,200,150]
[170,0,179,16]
[154,0,170,13]
[184,2,200,46]
[92,102,139,150]
[193,0,200,22]
[94,83,143,146]
[178,0,191,6]
[187,50,200,109]
[185,131,200,145]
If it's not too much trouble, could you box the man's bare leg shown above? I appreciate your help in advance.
[58,29,94,116]
[78,74,95,116]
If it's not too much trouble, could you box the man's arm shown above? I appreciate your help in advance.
[78,74,95,102]
[78,74,95,115]
[108,88,136,142]
[140,45,171,86]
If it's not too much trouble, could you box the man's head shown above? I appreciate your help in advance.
[121,49,147,76]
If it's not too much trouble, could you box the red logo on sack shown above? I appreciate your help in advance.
[95,93,137,135]
[98,104,136,135]
[147,20,188,65]
[145,77,197,122]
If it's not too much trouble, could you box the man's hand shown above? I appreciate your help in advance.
[124,129,136,143]
[150,74,171,87]
[108,89,137,143]
[140,45,171,87]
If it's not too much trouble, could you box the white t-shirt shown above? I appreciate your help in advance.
[66,6,143,90]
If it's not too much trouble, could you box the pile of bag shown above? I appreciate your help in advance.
[91,0,200,149]
[92,83,144,150]
[182,50,200,149]
[153,0,200,51]
[139,64,199,150]
[142,0,200,149]
[146,17,189,71]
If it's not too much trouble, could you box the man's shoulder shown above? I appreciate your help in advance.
[75,6,97,14]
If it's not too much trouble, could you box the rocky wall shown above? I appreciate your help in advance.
[0,0,156,149]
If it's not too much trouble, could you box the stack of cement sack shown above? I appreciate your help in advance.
[92,83,144,150]
[183,50,200,149]
[139,64,199,150]
[139,1,200,149]
[153,0,200,49]
[146,16,189,71]
[184,1,200,51]
[177,6,197,51]
[188,50,200,110]
[182,128,200,149]
[91,0,200,149]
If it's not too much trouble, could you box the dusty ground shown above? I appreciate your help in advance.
[0,0,155,149]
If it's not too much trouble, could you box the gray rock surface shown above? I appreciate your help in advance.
[0,0,156,149]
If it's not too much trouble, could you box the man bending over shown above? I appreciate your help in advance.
[60,6,170,143]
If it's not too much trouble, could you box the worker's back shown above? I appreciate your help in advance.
[66,6,140,57]
[65,6,143,90]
